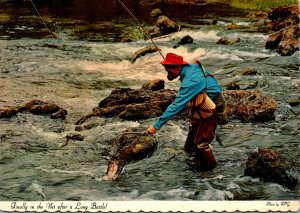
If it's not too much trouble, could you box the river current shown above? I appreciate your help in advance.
[0,1,299,201]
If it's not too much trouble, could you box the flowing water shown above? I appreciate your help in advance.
[0,0,299,201]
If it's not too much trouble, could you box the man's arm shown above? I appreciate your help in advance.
[152,84,200,130]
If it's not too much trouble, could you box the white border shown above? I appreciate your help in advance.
[0,201,299,212]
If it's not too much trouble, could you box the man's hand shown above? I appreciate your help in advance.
[146,125,157,135]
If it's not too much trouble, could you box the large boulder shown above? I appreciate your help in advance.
[223,90,277,122]
[75,80,176,125]
[149,15,180,38]
[244,148,298,190]
[266,5,299,56]
[106,128,158,180]
[268,5,299,32]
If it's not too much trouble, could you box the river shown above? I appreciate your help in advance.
[0,0,299,202]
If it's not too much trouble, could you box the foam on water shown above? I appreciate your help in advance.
[38,167,95,177]
[232,49,277,58]
[200,182,234,200]
[153,29,220,43]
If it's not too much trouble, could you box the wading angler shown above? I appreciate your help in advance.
[146,53,226,170]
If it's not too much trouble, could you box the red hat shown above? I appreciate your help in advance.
[160,53,188,65]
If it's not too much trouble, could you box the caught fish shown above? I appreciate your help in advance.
[106,128,157,180]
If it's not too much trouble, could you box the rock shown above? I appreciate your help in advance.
[120,37,132,43]
[62,131,85,147]
[141,79,164,90]
[268,5,299,32]
[278,25,300,56]
[247,11,268,20]
[226,23,247,30]
[75,122,100,131]
[76,81,176,125]
[266,5,299,56]
[244,148,298,190]
[0,107,18,118]
[129,45,160,63]
[50,108,68,119]
[173,35,193,48]
[150,8,163,18]
[23,99,60,115]
[21,99,67,120]
[289,97,300,107]
[149,15,180,37]
[266,29,283,50]
[223,90,277,122]
[238,67,257,76]
[225,81,240,90]
[0,99,67,119]
[217,37,240,45]
[106,128,158,180]
[66,132,84,141]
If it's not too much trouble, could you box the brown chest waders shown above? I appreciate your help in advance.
[184,62,225,171]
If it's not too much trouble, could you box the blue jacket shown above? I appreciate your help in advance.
[153,64,222,130]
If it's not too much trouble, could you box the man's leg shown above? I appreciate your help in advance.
[194,117,218,170]
[184,119,199,154]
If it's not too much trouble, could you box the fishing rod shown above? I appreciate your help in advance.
[115,0,165,60]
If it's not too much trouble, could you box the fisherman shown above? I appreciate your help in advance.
[146,53,226,170]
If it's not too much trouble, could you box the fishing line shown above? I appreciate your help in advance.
[116,0,165,60]
[28,0,56,38]
[26,0,93,98]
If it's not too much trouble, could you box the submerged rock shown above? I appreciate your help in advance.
[216,37,240,45]
[289,97,300,107]
[21,99,68,119]
[173,35,193,48]
[106,128,158,180]
[244,148,298,190]
[223,90,277,122]
[62,131,85,147]
[129,45,160,63]
[0,99,67,119]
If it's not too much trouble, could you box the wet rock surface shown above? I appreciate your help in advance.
[76,81,177,125]
[223,90,277,122]
[244,148,298,190]
[217,37,241,45]
[0,99,67,119]
[129,45,160,63]
[0,107,18,119]
[173,35,193,48]
[265,5,299,56]
[148,15,180,38]
[76,80,277,125]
